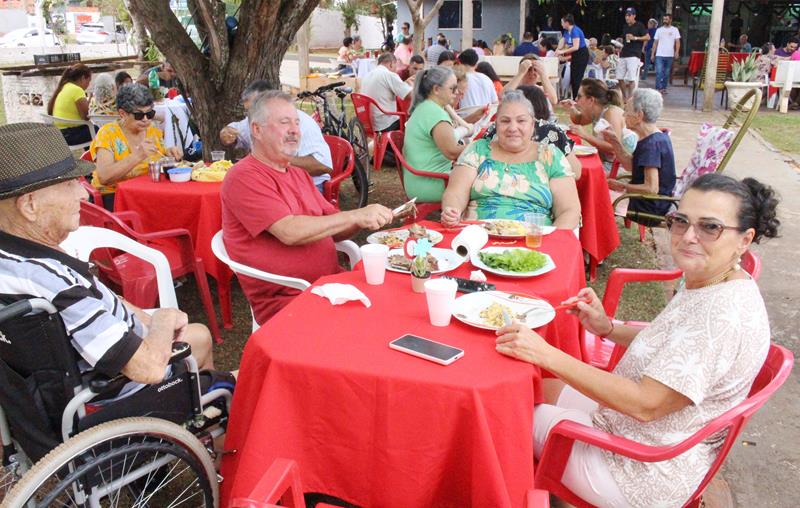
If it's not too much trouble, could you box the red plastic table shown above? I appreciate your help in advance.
[219,223,585,508]
[114,176,233,327]
[687,51,751,76]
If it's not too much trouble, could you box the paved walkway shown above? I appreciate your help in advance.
[638,74,800,507]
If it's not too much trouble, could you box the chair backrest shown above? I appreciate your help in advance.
[386,130,409,193]
[63,222,178,309]
[718,87,761,173]
[39,113,96,150]
[740,250,761,281]
[396,96,411,114]
[350,93,377,137]
[322,134,355,207]
[672,122,735,198]
[89,114,117,128]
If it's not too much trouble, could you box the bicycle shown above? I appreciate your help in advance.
[297,82,370,209]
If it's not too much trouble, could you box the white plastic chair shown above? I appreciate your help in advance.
[89,114,118,129]
[769,60,800,113]
[39,113,96,150]
[60,226,178,309]
[210,230,361,331]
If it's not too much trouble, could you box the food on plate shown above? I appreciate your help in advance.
[479,302,514,328]
[482,220,528,236]
[479,249,547,273]
[388,253,439,272]
[375,225,438,248]
[408,223,429,239]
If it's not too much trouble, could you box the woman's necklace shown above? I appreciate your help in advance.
[694,265,738,289]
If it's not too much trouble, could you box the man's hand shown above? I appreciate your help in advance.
[350,204,394,230]
[405,73,416,86]
[220,126,239,147]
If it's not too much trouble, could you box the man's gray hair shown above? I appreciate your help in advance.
[116,83,154,112]
[498,90,535,118]
[248,90,294,125]
[631,88,663,123]
[377,52,397,66]
[93,73,116,104]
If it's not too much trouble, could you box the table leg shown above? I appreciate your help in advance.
[219,274,233,329]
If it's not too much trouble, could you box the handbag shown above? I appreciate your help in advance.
[170,109,203,162]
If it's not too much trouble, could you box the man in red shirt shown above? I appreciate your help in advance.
[221,90,394,325]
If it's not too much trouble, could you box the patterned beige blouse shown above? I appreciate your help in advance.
[592,278,769,507]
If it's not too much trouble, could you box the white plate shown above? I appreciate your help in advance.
[470,247,556,278]
[367,228,444,249]
[386,247,463,274]
[573,145,599,156]
[453,291,556,330]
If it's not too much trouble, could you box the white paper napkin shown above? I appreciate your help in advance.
[311,283,372,308]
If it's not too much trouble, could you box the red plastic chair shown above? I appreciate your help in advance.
[584,252,762,371]
[536,343,794,508]
[321,134,355,209]
[386,130,450,224]
[396,95,411,115]
[230,458,338,508]
[351,93,408,172]
[79,151,103,205]
[79,200,222,344]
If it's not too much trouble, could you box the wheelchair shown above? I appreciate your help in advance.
[0,298,233,507]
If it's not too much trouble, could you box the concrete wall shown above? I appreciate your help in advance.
[308,8,385,49]
[396,0,521,52]
[1,73,60,123]
[0,42,136,66]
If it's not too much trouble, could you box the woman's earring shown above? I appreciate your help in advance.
[735,256,742,271]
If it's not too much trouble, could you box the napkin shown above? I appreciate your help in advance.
[470,270,487,282]
[311,283,372,308]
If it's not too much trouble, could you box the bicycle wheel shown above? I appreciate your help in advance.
[347,117,370,176]
[5,416,217,507]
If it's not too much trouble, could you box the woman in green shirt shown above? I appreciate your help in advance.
[441,90,581,229]
[402,66,466,202]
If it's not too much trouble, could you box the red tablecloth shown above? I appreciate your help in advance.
[571,137,620,266]
[114,176,233,326]
[687,51,751,77]
[220,223,585,507]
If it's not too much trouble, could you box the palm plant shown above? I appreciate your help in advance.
[731,52,759,82]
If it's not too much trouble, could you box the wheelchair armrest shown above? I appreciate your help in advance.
[87,342,191,394]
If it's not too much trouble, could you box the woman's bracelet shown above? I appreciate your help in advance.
[603,318,615,338]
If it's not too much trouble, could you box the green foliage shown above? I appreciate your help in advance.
[731,52,759,82]
[339,0,361,33]
[411,255,431,278]
[144,37,163,62]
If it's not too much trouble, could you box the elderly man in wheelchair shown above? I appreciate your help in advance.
[0,123,235,506]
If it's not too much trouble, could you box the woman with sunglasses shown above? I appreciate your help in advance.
[90,84,183,209]
[402,66,465,202]
[493,172,779,507]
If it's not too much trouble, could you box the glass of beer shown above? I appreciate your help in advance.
[524,212,546,249]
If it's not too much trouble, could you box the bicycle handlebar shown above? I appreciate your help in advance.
[297,81,350,100]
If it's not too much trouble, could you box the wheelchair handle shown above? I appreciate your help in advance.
[0,298,57,325]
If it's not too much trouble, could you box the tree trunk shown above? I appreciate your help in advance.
[124,0,148,65]
[405,0,446,54]
[128,0,320,156]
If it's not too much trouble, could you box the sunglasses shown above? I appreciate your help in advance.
[665,212,743,242]
[129,109,156,120]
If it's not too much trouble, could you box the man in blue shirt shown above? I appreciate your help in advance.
[514,32,538,56]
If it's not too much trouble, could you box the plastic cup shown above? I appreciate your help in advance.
[424,278,458,327]
[360,244,389,285]
[524,212,547,249]
[211,150,225,162]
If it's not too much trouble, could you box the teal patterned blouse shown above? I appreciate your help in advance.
[456,138,573,225]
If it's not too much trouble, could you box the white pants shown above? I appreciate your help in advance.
[534,386,633,508]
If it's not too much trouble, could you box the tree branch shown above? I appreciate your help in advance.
[422,0,445,26]
[187,0,228,85]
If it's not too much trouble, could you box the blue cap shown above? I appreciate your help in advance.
[625,7,636,15]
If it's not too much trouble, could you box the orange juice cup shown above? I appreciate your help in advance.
[524,212,546,249]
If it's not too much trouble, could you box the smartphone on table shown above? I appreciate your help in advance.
[389,334,464,366]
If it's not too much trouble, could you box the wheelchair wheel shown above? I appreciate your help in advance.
[5,416,217,507]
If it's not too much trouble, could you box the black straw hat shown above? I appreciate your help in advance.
[0,123,94,200]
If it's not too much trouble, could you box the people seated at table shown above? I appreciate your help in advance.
[402,66,466,202]
[503,54,558,109]
[605,89,675,225]
[495,172,779,508]
[457,49,499,112]
[475,61,504,98]
[514,32,538,57]
[47,63,94,147]
[394,35,414,75]
[0,123,229,398]
[361,53,413,133]
[560,78,637,173]
[219,80,332,192]
[90,84,183,210]
[774,36,798,57]
[221,91,393,325]
[137,61,179,89]
[89,73,117,116]
[437,50,456,67]
[403,54,425,82]
[115,71,133,89]
[425,34,448,69]
[336,37,356,75]
[350,35,365,59]
[441,91,580,229]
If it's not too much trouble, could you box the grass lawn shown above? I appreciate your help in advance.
[748,111,800,155]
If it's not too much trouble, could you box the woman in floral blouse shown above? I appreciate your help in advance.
[441,90,580,228]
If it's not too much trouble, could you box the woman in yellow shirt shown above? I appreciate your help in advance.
[47,63,93,146]
[90,84,183,209]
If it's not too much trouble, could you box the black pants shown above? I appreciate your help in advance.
[570,47,591,99]
[60,125,95,148]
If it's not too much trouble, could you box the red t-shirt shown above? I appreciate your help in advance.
[221,155,341,325]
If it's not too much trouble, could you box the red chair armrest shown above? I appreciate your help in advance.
[229,458,304,508]
[112,210,144,231]
[602,268,682,316]
[527,488,551,507]
[400,161,451,181]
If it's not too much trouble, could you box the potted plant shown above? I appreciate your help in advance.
[725,52,761,111]
[410,255,431,293]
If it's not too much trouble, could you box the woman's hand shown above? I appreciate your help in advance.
[518,58,533,76]
[599,128,621,147]
[607,179,626,192]
[167,145,183,161]
[495,323,554,367]
[564,288,613,337]
[440,206,462,227]
[133,138,159,163]
[569,124,589,139]
[559,99,576,110]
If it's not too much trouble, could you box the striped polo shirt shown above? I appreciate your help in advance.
[0,230,143,376]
